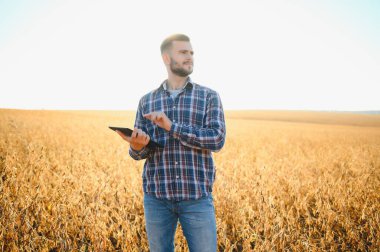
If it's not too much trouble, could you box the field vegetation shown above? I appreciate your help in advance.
[1,109,379,251]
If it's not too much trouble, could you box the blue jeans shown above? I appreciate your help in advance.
[143,193,217,252]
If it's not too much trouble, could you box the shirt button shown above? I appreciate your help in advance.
[173,119,176,123]
[173,106,176,109]
[176,176,179,179]
[175,162,178,165]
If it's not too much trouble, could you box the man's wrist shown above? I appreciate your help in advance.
[130,144,144,151]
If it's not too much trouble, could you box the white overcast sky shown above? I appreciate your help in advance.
[0,0,379,111]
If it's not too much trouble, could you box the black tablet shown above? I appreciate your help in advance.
[109,126,133,137]
[109,126,163,149]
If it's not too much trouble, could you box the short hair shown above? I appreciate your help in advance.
[160,34,190,54]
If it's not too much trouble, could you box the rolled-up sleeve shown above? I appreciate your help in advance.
[129,146,151,160]
[169,91,226,152]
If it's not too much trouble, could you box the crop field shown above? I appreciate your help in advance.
[1,109,379,251]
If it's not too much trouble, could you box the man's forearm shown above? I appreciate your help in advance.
[169,122,226,151]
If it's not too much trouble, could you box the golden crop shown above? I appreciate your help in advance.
[1,109,379,251]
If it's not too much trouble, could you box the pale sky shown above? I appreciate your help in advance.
[0,0,379,111]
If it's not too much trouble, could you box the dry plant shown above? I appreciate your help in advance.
[1,109,379,251]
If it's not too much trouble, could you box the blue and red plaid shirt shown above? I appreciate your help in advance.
[129,78,226,201]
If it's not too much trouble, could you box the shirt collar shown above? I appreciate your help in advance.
[160,77,194,91]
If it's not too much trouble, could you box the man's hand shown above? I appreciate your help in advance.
[116,127,150,151]
[143,111,172,131]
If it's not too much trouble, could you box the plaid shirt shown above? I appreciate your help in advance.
[129,78,226,201]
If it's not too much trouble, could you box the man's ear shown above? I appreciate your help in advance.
[162,52,170,65]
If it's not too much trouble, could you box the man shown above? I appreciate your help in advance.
[116,34,226,252]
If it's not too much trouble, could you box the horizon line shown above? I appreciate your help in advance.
[1,107,379,114]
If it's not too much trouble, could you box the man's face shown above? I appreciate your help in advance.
[167,41,194,77]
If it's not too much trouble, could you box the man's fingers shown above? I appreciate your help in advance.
[143,111,171,131]
[116,127,150,148]
[143,113,152,120]
[132,128,141,140]
[144,113,154,123]
[116,130,131,142]
[144,112,164,122]
[144,113,156,121]
[130,127,150,144]
[116,130,126,138]
[132,128,138,139]
[146,134,150,144]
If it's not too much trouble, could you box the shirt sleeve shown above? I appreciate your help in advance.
[169,90,226,152]
[129,146,151,160]
[129,98,152,160]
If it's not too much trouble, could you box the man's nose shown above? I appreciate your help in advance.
[186,53,193,60]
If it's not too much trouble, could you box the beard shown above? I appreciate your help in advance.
[170,58,193,77]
